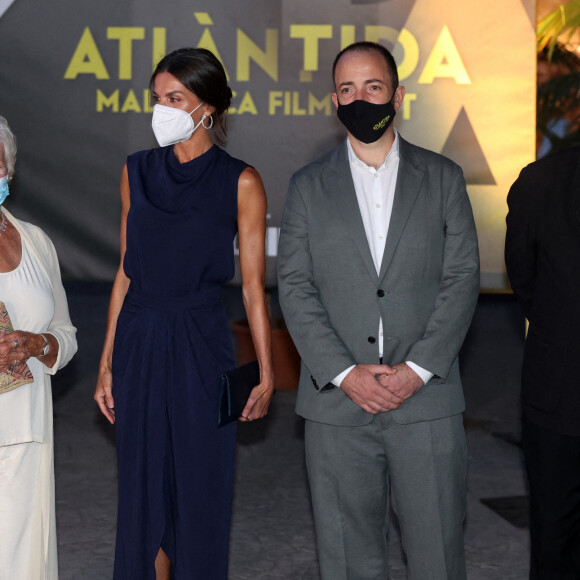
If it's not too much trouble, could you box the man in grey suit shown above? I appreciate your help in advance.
[277,42,480,579]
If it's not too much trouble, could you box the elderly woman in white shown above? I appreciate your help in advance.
[0,115,77,579]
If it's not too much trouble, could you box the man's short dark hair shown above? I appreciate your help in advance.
[332,41,399,92]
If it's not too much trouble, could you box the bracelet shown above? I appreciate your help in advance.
[38,333,50,358]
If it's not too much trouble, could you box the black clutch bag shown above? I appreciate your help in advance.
[217,360,260,427]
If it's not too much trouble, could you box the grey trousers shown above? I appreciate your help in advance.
[305,412,467,580]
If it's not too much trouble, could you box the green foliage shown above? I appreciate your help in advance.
[538,0,580,56]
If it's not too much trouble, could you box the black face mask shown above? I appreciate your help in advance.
[337,98,396,144]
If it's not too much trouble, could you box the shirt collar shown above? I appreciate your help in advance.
[346,128,400,172]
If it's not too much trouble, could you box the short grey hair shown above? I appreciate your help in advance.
[0,116,17,178]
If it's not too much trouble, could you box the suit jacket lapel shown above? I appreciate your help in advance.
[327,143,378,283]
[378,138,425,281]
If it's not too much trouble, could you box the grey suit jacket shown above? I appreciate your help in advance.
[277,136,480,427]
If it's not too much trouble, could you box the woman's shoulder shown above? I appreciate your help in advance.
[214,146,251,176]
[4,208,50,242]
[3,208,56,260]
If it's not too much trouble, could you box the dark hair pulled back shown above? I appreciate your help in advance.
[150,48,232,145]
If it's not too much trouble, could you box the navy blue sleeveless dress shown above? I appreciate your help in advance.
[112,145,248,579]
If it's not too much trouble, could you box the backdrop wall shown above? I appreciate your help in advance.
[0,0,536,289]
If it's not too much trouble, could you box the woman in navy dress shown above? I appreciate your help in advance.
[94,48,275,580]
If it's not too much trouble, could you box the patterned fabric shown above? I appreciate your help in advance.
[0,301,34,393]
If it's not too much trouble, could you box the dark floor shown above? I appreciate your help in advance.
[52,285,530,579]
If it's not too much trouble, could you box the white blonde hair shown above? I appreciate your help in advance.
[0,116,17,178]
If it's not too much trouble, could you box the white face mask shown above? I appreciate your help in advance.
[151,102,212,147]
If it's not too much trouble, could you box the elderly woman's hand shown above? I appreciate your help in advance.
[0,331,55,371]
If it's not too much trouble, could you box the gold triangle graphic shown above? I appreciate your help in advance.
[441,107,496,186]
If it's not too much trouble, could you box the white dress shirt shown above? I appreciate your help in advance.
[332,131,433,387]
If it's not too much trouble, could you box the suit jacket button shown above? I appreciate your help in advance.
[377,289,385,297]
[368,336,376,344]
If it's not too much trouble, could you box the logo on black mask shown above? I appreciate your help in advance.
[337,99,396,143]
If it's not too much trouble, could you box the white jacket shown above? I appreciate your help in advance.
[0,207,77,445]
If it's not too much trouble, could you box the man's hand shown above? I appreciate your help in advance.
[378,363,424,401]
[340,364,404,414]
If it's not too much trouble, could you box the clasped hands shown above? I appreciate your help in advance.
[340,362,424,414]
[0,331,41,372]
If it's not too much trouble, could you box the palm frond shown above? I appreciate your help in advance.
[537,0,580,57]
